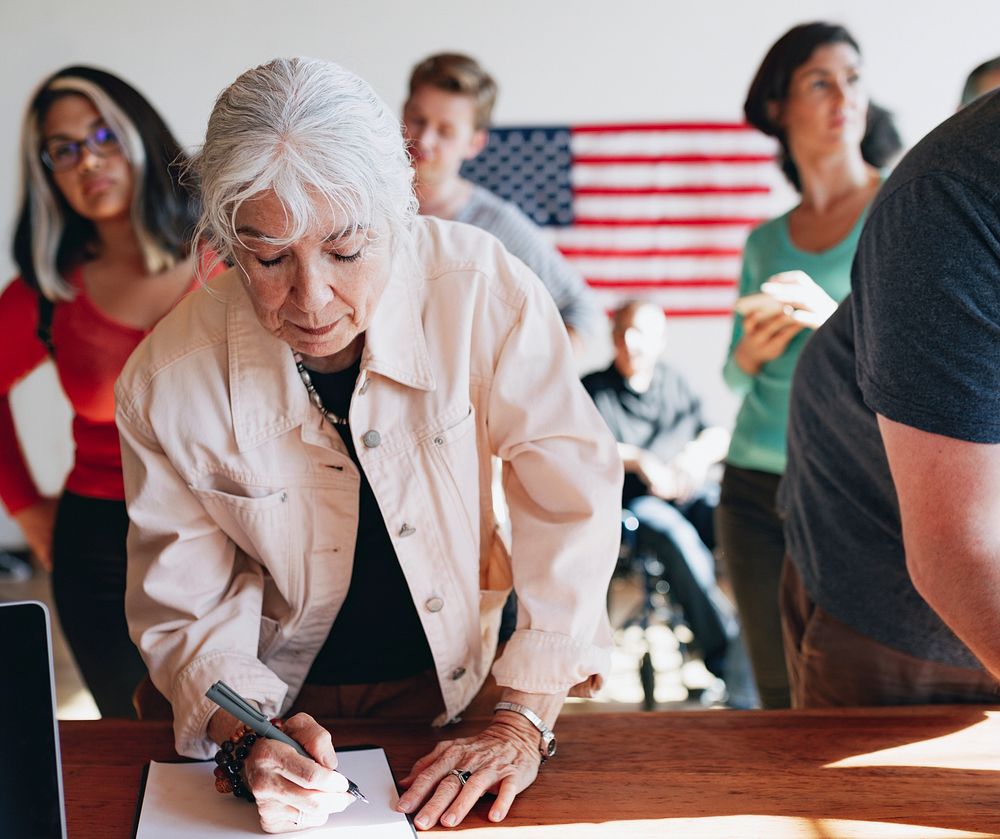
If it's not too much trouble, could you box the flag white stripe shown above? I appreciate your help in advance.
[572,161,785,189]
[569,256,740,280]
[545,226,755,249]
[571,130,779,156]
[574,194,777,219]
[591,286,738,311]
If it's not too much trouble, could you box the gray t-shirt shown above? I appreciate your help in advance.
[456,184,603,337]
[779,90,1000,668]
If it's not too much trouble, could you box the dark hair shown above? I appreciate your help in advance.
[743,22,901,191]
[12,65,199,297]
[859,102,903,171]
[408,53,498,130]
[961,56,1000,107]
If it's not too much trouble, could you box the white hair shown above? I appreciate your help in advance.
[22,75,174,301]
[191,57,417,270]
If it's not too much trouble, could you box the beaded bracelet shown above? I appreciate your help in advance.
[213,718,284,802]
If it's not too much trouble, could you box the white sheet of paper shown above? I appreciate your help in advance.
[135,748,414,838]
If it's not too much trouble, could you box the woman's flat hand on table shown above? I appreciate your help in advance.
[243,713,356,834]
[396,718,542,829]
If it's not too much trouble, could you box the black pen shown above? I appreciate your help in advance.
[206,680,369,804]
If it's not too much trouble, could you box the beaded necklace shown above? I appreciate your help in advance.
[292,351,349,427]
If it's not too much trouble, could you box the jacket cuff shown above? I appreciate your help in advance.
[491,626,612,696]
[169,651,289,759]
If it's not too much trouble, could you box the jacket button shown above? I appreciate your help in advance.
[362,430,381,448]
[425,597,444,612]
[450,667,466,680]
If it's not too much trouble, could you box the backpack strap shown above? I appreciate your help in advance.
[36,294,56,357]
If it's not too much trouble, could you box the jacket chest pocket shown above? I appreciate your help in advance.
[188,484,293,583]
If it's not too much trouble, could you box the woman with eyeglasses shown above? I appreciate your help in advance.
[0,66,214,717]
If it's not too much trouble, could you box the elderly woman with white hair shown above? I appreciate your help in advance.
[116,57,621,833]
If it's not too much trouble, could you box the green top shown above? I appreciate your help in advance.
[722,207,865,475]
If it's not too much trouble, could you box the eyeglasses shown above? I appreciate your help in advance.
[40,126,122,172]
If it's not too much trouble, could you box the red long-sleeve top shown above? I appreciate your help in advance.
[0,265,214,514]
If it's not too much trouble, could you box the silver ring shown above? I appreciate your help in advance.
[449,768,472,786]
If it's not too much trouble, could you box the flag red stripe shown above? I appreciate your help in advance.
[574,217,765,227]
[574,154,774,165]
[575,123,756,133]
[573,185,771,196]
[560,247,743,258]
[588,278,736,289]
[664,308,734,317]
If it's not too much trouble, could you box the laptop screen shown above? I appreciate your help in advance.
[0,601,67,839]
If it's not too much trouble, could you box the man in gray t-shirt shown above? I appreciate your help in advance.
[402,53,602,351]
[778,90,1000,706]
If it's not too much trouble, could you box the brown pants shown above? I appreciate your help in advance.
[780,558,1000,708]
[291,670,506,722]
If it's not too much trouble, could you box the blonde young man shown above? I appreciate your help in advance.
[403,53,602,351]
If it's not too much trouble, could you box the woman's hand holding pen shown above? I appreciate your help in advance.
[396,719,541,830]
[211,710,356,834]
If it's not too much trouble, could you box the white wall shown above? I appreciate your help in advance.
[2,0,998,525]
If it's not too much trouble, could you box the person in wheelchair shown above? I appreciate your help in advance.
[583,301,756,707]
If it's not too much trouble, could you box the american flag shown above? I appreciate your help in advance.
[461,123,794,317]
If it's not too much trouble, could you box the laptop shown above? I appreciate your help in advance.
[0,601,68,838]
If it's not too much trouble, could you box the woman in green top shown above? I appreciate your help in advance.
[716,22,900,708]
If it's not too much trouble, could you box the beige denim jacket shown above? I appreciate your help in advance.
[116,217,622,758]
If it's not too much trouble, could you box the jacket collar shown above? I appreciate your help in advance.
[226,253,436,453]
[361,249,436,393]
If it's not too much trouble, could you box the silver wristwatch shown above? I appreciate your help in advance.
[493,701,557,761]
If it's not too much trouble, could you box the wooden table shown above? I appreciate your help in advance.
[61,706,1000,838]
